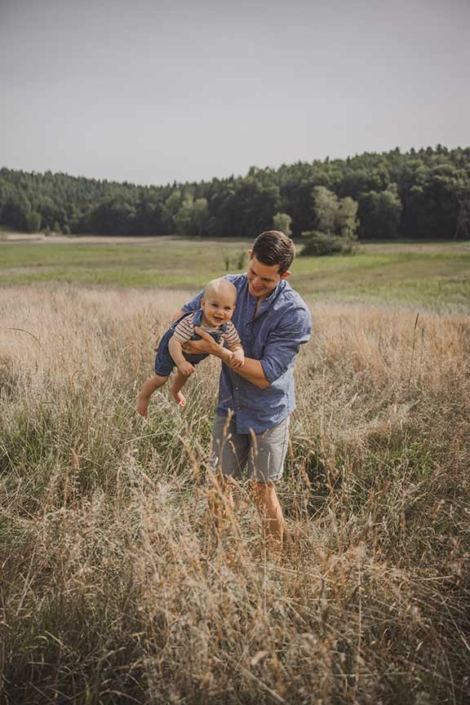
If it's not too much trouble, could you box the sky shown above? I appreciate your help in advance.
[0,0,469,186]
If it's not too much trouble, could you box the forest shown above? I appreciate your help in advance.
[1,145,469,241]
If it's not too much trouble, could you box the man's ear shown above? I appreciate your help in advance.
[248,249,253,260]
[280,270,291,279]
[200,298,205,307]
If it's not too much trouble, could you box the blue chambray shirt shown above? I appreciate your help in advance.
[182,274,312,434]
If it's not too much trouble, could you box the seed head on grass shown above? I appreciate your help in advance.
[1,284,469,703]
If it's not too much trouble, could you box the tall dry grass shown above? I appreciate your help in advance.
[1,284,469,704]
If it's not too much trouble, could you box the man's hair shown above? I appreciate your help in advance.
[251,230,295,275]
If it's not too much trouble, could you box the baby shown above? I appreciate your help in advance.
[136,278,244,416]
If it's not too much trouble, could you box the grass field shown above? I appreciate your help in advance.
[1,238,469,703]
[1,236,470,311]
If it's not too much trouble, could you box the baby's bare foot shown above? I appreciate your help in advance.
[171,390,186,407]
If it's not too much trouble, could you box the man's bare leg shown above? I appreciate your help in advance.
[170,369,189,407]
[252,481,284,551]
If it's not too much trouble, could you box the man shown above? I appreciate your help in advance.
[176,230,312,550]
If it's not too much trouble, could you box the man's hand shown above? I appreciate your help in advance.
[177,360,195,376]
[182,327,220,356]
[229,347,245,368]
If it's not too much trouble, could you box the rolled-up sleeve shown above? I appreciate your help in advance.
[260,305,312,384]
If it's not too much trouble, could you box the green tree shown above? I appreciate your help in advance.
[312,186,338,235]
[358,184,402,239]
[0,147,468,241]
[24,210,42,232]
[404,164,462,238]
[88,197,137,235]
[174,196,210,237]
[312,186,359,239]
[192,198,209,237]
[1,191,31,230]
[455,190,470,239]
[162,189,183,233]
[305,186,359,256]
[335,196,358,239]
[273,212,292,236]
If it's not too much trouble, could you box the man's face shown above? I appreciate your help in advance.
[247,254,290,299]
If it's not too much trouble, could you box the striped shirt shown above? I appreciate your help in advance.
[173,312,241,349]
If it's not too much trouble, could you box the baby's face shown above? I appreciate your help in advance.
[201,291,236,327]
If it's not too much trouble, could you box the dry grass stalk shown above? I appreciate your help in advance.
[1,285,469,704]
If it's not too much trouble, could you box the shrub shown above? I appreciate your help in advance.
[222,250,246,271]
[301,230,358,257]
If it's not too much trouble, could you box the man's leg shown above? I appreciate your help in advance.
[210,414,250,510]
[247,417,290,552]
[169,369,189,407]
[252,481,284,547]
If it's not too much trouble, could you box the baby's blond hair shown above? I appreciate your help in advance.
[203,278,237,302]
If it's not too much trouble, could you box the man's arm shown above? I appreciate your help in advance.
[186,328,270,389]
[256,308,311,385]
[227,357,270,388]
[184,302,312,390]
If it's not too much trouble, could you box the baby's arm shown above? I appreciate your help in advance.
[224,321,244,367]
[229,342,245,368]
[169,336,195,376]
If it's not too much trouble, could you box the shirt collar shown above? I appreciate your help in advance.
[248,279,286,318]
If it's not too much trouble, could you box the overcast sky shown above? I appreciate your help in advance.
[1,0,469,186]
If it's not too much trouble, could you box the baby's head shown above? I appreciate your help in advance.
[201,278,237,326]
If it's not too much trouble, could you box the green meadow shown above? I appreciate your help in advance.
[1,237,469,310]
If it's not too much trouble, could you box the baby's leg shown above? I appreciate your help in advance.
[170,369,189,408]
[136,374,169,417]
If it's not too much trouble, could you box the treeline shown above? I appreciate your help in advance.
[1,145,469,240]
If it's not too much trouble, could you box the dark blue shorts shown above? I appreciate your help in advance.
[154,328,218,377]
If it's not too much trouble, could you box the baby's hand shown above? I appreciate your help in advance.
[178,361,195,377]
[230,348,245,368]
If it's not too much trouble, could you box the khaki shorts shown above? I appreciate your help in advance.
[210,414,290,483]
